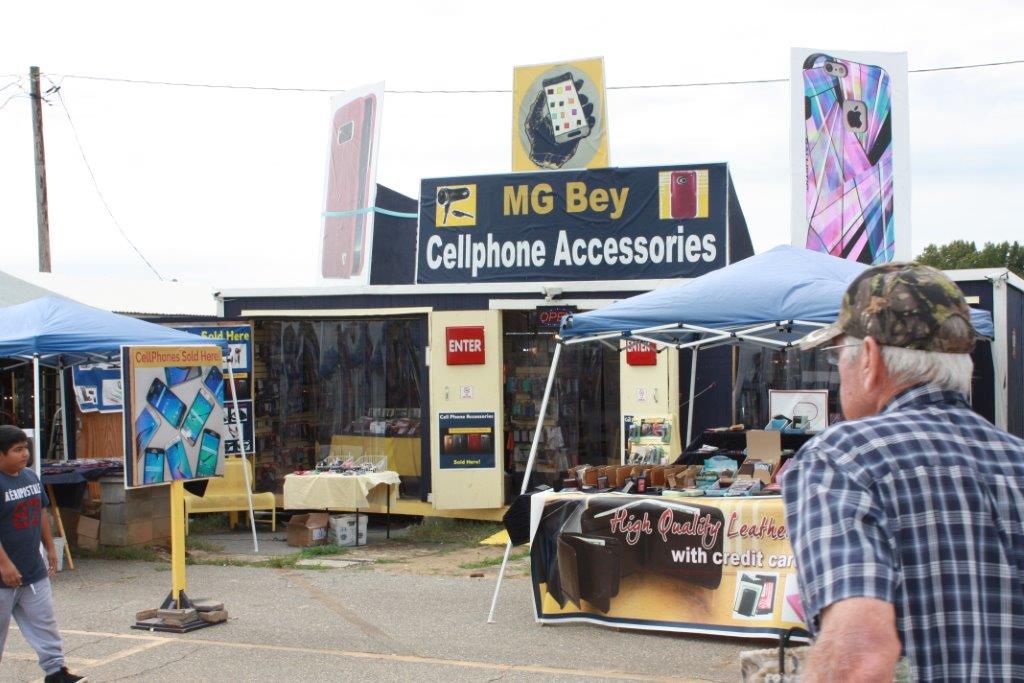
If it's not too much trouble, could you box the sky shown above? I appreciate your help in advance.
[1,1,1021,288]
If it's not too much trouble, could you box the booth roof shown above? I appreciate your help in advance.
[0,296,228,364]
[560,245,995,341]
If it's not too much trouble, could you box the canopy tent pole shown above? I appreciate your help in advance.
[32,354,42,477]
[59,368,69,461]
[488,341,563,624]
[226,358,259,554]
[686,347,698,448]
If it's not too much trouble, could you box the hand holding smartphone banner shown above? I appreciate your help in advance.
[122,345,228,488]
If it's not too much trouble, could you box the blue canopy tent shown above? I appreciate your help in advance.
[487,246,995,621]
[0,296,228,474]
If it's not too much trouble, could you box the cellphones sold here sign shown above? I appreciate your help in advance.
[446,326,486,365]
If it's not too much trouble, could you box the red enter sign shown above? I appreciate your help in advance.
[626,340,657,366]
[446,326,486,365]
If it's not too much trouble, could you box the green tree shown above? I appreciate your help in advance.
[917,240,1024,277]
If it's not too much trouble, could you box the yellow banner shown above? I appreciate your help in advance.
[130,345,222,368]
[532,492,808,639]
[512,57,609,172]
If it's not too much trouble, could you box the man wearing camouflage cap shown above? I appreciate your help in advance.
[784,263,1024,682]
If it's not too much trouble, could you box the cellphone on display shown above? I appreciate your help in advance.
[203,366,225,405]
[196,429,221,478]
[143,448,165,485]
[134,406,160,455]
[669,171,698,220]
[322,93,377,278]
[146,378,187,429]
[542,72,590,144]
[165,437,193,480]
[165,366,201,387]
[180,387,216,446]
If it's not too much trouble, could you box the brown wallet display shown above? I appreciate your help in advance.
[556,533,622,613]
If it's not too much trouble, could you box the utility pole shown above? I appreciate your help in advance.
[30,66,51,272]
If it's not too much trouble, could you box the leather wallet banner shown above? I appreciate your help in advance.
[530,492,807,640]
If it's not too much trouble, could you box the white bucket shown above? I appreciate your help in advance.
[41,538,66,572]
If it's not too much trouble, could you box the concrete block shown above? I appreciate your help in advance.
[100,520,153,547]
[102,499,154,525]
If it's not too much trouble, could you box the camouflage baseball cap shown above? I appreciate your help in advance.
[798,262,977,353]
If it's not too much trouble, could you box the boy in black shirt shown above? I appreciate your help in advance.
[0,425,85,682]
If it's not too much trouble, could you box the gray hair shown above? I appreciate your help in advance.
[844,337,973,395]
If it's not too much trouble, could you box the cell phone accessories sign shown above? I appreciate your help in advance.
[417,164,734,283]
[513,57,609,172]
[438,412,496,469]
[121,345,228,488]
[790,48,910,265]
[71,362,123,413]
[320,82,384,282]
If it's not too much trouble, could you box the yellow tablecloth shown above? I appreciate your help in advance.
[283,471,401,510]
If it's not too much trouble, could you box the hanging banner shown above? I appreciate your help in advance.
[320,82,384,281]
[513,57,609,172]
[790,48,910,265]
[71,362,123,413]
[171,324,254,457]
[438,412,496,469]
[121,345,227,488]
[417,164,730,283]
[531,492,808,639]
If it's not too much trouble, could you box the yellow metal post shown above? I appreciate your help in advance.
[169,480,187,606]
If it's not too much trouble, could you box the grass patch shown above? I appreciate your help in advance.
[458,549,530,570]
[186,537,224,553]
[299,544,348,558]
[373,558,404,565]
[188,543,346,570]
[399,519,504,547]
[187,513,231,535]
[75,545,163,562]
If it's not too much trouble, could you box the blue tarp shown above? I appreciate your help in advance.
[0,296,227,364]
[561,245,995,341]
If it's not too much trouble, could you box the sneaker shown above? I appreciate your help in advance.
[44,667,88,683]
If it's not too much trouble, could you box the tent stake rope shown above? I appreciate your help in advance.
[487,341,563,624]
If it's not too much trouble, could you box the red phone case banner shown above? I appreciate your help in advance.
[417,163,734,284]
[121,345,228,489]
[625,340,658,366]
[320,82,384,282]
[446,326,486,365]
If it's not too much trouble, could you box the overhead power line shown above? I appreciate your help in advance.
[46,58,1024,95]
[52,86,165,280]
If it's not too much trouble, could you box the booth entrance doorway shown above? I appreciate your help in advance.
[502,311,619,499]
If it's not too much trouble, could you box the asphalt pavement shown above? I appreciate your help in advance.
[2,559,750,682]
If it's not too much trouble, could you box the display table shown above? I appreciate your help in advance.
[283,470,401,541]
[529,491,808,640]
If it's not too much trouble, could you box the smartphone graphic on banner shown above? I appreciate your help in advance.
[143,448,165,485]
[196,429,221,478]
[322,93,377,278]
[669,171,698,219]
[180,387,216,446]
[146,378,187,429]
[542,72,590,144]
[165,437,193,480]
[165,366,201,387]
[134,406,160,455]
[203,366,224,404]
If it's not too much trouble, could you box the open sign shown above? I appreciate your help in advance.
[446,326,486,365]
[535,306,576,329]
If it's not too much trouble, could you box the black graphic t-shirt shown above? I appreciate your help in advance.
[0,469,50,585]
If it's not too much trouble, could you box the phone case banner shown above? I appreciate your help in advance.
[512,57,609,172]
[417,164,729,284]
[531,493,808,639]
[121,345,228,489]
[438,412,496,469]
[71,362,123,413]
[790,48,910,265]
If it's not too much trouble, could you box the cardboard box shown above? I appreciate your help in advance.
[77,515,100,540]
[77,535,99,551]
[286,513,330,547]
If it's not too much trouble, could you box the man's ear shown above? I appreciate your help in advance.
[861,336,885,390]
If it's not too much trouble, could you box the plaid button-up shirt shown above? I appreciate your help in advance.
[784,384,1024,681]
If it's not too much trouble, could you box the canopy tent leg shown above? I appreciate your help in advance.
[59,368,69,461]
[487,341,563,624]
[226,359,259,554]
[32,354,42,478]
[686,347,698,448]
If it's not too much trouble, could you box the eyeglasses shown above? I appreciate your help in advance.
[821,342,861,366]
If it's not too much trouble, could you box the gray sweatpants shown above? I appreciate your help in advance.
[0,577,66,674]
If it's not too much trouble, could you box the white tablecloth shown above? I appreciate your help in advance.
[283,470,401,510]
